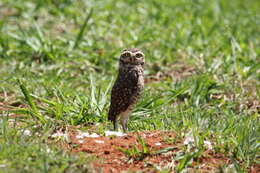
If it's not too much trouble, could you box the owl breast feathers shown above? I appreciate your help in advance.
[108,67,144,122]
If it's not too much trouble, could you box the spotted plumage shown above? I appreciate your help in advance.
[108,48,145,132]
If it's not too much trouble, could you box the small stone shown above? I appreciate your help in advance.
[82,148,93,153]
[104,150,110,154]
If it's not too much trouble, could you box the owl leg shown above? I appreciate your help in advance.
[113,119,118,131]
[120,118,128,133]
[120,110,130,132]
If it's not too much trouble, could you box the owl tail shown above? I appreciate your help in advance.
[108,112,115,122]
[108,115,116,122]
[108,113,112,121]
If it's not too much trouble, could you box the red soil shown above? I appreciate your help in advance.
[71,131,178,172]
[69,130,259,172]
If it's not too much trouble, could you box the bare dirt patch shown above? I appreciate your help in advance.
[71,131,178,172]
[68,130,259,172]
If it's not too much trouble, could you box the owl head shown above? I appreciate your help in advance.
[119,48,145,66]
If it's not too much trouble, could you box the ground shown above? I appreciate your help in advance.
[69,130,259,172]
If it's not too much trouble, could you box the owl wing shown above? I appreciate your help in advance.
[108,70,139,121]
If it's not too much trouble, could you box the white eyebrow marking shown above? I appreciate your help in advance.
[121,51,134,57]
[134,51,144,57]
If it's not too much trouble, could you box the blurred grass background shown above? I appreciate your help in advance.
[0,0,259,172]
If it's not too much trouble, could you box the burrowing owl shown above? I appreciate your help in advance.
[108,48,145,132]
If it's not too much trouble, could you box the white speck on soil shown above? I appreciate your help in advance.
[89,133,100,138]
[155,142,162,146]
[94,140,105,144]
[76,132,100,138]
[23,129,32,136]
[184,136,194,145]
[204,140,213,150]
[78,140,84,144]
[51,131,68,139]
[105,131,126,137]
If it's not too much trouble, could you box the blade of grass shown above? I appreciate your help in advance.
[175,149,203,172]
[73,8,93,49]
[18,80,46,124]
[137,134,149,154]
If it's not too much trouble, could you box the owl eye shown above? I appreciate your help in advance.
[121,52,131,58]
[135,53,143,58]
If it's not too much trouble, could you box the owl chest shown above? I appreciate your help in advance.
[129,69,144,88]
[118,68,144,91]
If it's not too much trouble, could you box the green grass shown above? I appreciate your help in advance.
[0,0,259,172]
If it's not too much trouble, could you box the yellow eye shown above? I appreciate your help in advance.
[121,52,131,58]
[135,53,143,58]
